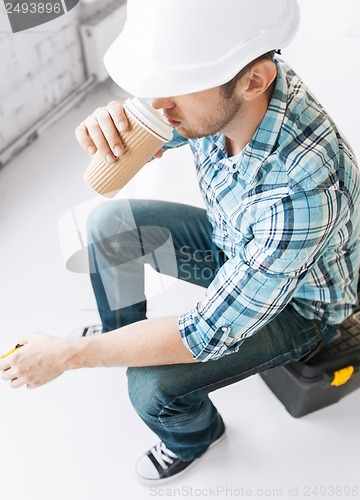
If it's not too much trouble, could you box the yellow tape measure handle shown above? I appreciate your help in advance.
[1,344,23,359]
[331,365,355,387]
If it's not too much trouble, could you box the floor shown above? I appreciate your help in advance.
[1,2,360,499]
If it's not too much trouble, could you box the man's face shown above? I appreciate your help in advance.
[152,86,243,139]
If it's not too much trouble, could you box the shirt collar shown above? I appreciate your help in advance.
[208,59,289,184]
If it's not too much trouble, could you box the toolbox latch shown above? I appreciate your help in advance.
[328,366,355,387]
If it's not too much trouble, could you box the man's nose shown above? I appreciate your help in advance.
[152,98,175,110]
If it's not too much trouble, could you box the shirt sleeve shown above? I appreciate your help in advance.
[148,129,188,162]
[162,129,189,151]
[178,188,349,361]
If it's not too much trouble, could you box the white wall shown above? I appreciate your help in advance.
[0,0,119,153]
[0,0,359,158]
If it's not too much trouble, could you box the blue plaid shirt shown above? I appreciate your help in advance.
[165,59,360,361]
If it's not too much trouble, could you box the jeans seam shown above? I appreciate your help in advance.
[158,330,321,432]
[158,402,207,426]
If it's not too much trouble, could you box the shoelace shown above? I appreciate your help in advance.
[151,442,178,470]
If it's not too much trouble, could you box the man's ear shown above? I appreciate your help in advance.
[240,60,277,101]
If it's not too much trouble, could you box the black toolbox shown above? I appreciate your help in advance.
[260,311,360,418]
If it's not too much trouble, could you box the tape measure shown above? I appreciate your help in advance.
[1,344,23,359]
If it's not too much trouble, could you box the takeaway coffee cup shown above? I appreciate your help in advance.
[83,98,173,198]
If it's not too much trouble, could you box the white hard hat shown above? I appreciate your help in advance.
[104,0,300,98]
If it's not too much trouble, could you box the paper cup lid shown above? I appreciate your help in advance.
[124,98,173,141]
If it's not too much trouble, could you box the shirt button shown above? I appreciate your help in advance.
[221,326,229,332]
[232,164,236,170]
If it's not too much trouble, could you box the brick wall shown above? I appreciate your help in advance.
[0,0,119,153]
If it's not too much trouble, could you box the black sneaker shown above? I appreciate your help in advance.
[135,419,226,485]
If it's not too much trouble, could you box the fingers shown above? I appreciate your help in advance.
[93,108,124,161]
[1,334,63,390]
[1,360,37,389]
[75,101,129,164]
[10,378,24,389]
[1,366,20,388]
[0,357,11,371]
[1,347,27,389]
[74,123,97,156]
[1,372,24,389]
[107,100,128,135]
[1,367,11,379]
[153,149,164,159]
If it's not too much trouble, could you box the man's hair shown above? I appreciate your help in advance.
[221,50,276,99]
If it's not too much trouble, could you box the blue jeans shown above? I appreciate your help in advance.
[87,199,338,461]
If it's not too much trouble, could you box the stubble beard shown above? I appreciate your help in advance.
[178,94,242,139]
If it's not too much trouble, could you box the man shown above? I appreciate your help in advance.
[1,0,360,485]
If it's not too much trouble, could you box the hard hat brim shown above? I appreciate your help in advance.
[103,0,300,98]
